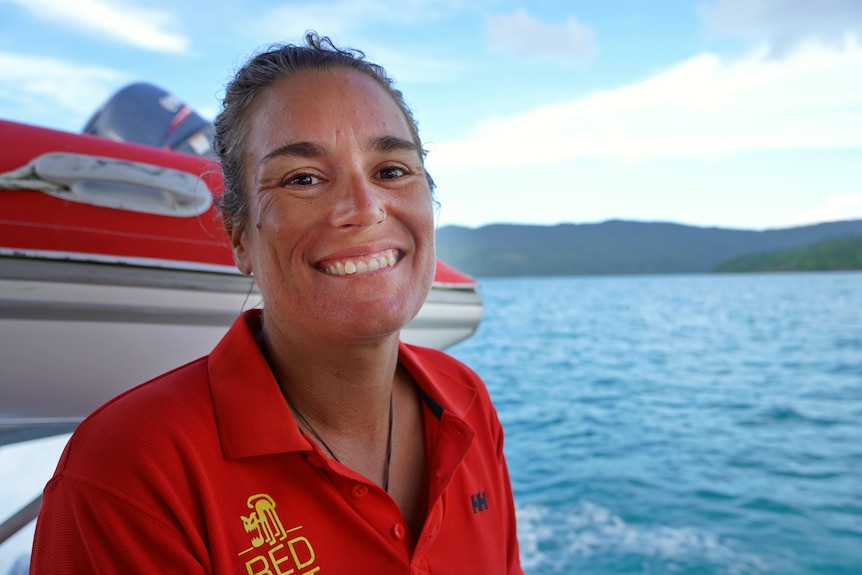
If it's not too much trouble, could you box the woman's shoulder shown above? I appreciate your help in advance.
[86,355,212,426]
[55,356,217,480]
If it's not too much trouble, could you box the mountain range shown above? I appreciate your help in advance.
[715,236,862,273]
[435,219,862,277]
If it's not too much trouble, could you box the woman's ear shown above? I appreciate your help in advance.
[224,220,253,275]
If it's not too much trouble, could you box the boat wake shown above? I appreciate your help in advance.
[516,500,770,575]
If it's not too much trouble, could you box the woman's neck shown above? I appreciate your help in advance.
[260,320,400,441]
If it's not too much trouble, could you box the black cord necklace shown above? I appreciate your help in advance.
[283,389,393,493]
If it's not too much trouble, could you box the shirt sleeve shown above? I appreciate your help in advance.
[466,362,524,575]
[498,428,524,575]
[30,474,208,574]
[486,398,524,575]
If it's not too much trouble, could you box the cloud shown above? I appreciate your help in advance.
[253,0,467,41]
[782,193,862,227]
[252,2,352,39]
[0,52,130,127]
[486,9,597,65]
[427,38,862,170]
[6,0,190,54]
[245,0,468,84]
[700,0,862,55]
[360,44,469,84]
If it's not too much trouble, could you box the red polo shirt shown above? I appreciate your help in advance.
[31,310,523,574]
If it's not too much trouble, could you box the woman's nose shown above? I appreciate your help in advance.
[329,174,386,227]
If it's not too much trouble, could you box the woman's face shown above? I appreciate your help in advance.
[230,68,436,346]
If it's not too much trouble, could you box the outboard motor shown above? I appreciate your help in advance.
[83,82,216,158]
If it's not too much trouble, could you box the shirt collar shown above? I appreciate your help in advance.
[209,310,309,459]
[209,309,478,460]
[396,342,478,420]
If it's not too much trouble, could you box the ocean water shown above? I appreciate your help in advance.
[446,272,862,575]
[1,272,861,574]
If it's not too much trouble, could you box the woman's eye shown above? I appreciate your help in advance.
[285,173,321,186]
[379,166,406,180]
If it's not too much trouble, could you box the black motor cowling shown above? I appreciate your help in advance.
[83,82,216,158]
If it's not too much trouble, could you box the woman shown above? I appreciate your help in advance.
[31,33,523,574]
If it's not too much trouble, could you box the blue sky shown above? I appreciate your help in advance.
[1,0,861,230]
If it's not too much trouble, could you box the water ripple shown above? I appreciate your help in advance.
[450,273,862,574]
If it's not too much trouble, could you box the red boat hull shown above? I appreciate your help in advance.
[0,119,234,267]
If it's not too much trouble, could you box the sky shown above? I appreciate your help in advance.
[1,0,861,231]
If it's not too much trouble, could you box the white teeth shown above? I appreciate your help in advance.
[323,249,397,276]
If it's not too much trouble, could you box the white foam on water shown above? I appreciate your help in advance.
[516,500,770,574]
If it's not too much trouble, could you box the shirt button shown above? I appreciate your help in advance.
[351,484,368,499]
[392,523,406,540]
[435,468,445,480]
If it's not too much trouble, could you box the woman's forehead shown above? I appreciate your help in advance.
[247,68,415,154]
[263,69,408,129]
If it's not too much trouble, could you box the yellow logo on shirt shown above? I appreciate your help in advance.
[237,493,319,575]
[242,494,287,548]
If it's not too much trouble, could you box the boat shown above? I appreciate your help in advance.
[0,84,482,553]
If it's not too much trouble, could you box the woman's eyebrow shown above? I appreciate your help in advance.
[260,136,420,166]
[372,135,421,155]
[260,141,326,165]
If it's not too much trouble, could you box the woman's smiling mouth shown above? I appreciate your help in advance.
[319,248,400,276]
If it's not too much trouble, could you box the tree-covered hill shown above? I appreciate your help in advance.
[434,219,862,277]
[713,236,862,272]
